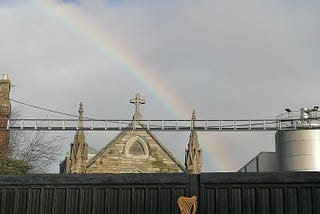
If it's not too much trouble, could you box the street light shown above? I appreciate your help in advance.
[285,108,291,113]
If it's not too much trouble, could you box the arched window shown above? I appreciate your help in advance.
[124,136,149,158]
[129,141,145,156]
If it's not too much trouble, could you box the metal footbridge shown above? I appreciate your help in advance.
[1,117,320,131]
[2,93,320,132]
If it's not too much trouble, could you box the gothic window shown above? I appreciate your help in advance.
[129,141,145,156]
[125,136,149,158]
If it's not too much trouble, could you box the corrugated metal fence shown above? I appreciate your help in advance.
[0,173,319,214]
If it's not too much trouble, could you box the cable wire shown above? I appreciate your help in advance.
[0,95,93,119]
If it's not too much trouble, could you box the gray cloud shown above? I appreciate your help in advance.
[1,0,319,172]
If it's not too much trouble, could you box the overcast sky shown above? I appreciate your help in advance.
[0,0,319,172]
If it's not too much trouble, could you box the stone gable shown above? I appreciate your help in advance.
[86,127,185,173]
[60,94,195,174]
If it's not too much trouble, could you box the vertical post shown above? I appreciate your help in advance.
[20,120,23,130]
[278,120,282,130]
[119,120,122,130]
[105,120,108,130]
[189,174,200,214]
[133,120,136,130]
[90,120,94,130]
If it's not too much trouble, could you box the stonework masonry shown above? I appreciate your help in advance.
[69,102,88,173]
[185,110,202,174]
[86,127,185,173]
[60,94,201,174]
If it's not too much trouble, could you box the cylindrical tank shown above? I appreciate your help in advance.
[276,129,320,171]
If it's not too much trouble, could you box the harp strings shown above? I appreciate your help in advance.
[177,196,197,214]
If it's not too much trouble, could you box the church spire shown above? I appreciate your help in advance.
[185,110,202,174]
[69,102,88,173]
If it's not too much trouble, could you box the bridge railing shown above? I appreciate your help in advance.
[0,118,318,131]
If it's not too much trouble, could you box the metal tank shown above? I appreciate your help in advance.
[275,107,320,171]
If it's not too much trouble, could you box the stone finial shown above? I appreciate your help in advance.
[130,93,146,120]
[191,110,196,128]
[2,73,8,80]
[78,102,84,128]
[192,110,196,120]
[75,102,85,142]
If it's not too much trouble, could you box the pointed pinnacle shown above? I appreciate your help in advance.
[192,110,196,120]
[78,102,84,128]
[3,73,8,80]
[192,110,196,128]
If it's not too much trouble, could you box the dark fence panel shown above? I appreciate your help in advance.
[0,173,319,214]
[200,172,320,214]
[0,174,189,214]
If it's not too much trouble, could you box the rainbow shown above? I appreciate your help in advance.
[33,0,189,119]
[31,0,236,171]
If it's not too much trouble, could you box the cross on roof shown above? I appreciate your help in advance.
[130,93,146,120]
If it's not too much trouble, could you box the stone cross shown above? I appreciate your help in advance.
[130,93,146,120]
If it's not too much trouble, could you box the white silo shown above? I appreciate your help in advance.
[275,107,320,171]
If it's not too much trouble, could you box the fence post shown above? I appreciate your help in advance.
[189,174,200,213]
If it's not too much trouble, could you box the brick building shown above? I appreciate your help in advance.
[0,73,11,157]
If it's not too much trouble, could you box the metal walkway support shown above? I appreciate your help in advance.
[1,118,319,131]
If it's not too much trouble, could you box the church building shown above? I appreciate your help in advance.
[60,93,202,174]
